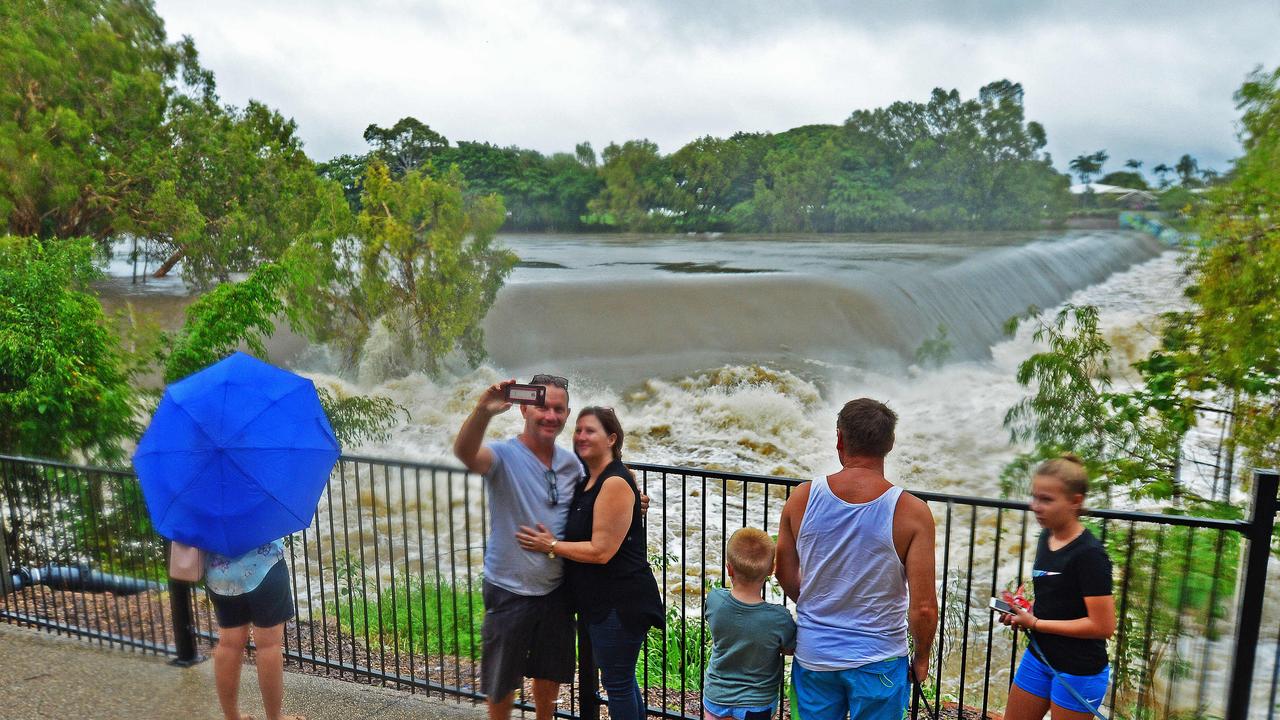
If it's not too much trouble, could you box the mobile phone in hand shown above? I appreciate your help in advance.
[989,597,1015,615]
[504,383,546,406]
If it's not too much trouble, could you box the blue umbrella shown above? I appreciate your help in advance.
[133,352,340,558]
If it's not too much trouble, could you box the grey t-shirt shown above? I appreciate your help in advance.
[483,438,583,596]
[703,588,797,706]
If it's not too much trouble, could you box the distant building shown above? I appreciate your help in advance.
[1069,183,1158,209]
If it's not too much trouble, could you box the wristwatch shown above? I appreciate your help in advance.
[547,540,558,559]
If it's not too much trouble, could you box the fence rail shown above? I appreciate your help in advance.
[1,454,1277,720]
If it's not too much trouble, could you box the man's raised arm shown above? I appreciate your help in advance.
[453,380,513,474]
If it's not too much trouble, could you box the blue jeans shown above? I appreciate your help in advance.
[587,609,649,720]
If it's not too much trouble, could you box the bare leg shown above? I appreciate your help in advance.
[1049,702,1098,720]
[253,622,303,720]
[214,624,252,720]
[532,679,560,720]
[1004,683,1051,720]
[488,691,516,720]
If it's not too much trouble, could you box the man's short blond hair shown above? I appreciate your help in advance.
[726,527,776,583]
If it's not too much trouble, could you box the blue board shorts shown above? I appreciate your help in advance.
[792,656,908,720]
[702,698,776,720]
[1013,648,1110,714]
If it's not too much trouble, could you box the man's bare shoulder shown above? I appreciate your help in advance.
[895,489,936,529]
[783,481,813,508]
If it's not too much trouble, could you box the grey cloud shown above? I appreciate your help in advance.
[153,0,1279,174]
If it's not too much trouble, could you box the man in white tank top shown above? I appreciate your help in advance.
[776,398,938,720]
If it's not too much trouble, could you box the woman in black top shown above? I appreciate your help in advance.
[999,454,1116,720]
[517,407,663,720]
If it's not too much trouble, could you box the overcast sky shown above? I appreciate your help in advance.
[153,0,1280,176]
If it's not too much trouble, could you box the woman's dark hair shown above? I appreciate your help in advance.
[578,406,624,461]
[1034,453,1089,498]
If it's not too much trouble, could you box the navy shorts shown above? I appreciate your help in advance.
[480,581,575,700]
[207,560,295,629]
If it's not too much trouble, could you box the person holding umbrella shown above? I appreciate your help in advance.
[205,539,304,720]
[135,352,340,720]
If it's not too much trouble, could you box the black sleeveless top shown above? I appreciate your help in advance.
[563,459,665,632]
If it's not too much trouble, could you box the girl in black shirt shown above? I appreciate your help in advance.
[999,454,1116,720]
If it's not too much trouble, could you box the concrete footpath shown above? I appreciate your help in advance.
[0,622,490,720]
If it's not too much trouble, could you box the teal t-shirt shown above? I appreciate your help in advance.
[703,588,797,707]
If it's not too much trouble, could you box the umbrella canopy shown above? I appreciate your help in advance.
[133,352,340,557]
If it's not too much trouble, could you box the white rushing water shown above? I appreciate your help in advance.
[312,244,1188,498]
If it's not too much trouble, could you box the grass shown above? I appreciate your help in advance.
[638,604,712,690]
[327,560,713,689]
[330,571,486,659]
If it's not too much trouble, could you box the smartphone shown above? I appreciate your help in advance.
[989,597,1015,615]
[504,383,546,406]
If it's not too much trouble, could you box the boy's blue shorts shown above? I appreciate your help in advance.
[792,656,908,720]
[1013,649,1110,714]
[702,698,776,720]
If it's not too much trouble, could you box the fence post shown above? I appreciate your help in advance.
[166,543,202,666]
[577,615,600,720]
[0,515,12,595]
[1225,469,1278,720]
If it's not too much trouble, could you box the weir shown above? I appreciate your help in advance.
[481,230,1164,381]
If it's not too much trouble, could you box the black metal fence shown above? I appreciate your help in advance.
[1,453,1277,720]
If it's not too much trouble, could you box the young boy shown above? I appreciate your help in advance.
[703,527,798,720]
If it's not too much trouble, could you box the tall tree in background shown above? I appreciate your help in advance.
[0,0,208,241]
[363,117,449,178]
[588,140,683,229]
[143,97,344,286]
[1178,66,1280,468]
[1068,150,1108,185]
[1175,153,1200,185]
[1152,163,1174,188]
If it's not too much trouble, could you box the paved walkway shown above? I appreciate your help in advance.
[0,622,490,720]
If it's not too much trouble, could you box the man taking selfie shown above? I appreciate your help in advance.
[453,374,582,720]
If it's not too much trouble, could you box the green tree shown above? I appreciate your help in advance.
[1001,304,1186,501]
[587,140,683,229]
[162,261,403,446]
[1175,153,1199,185]
[1152,163,1174,188]
[1179,65,1280,468]
[1068,150,1107,185]
[289,161,516,375]
[142,98,344,286]
[0,0,209,241]
[0,237,138,463]
[1099,171,1149,190]
[317,153,371,213]
[363,117,449,178]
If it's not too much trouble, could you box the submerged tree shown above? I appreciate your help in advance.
[289,161,516,376]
